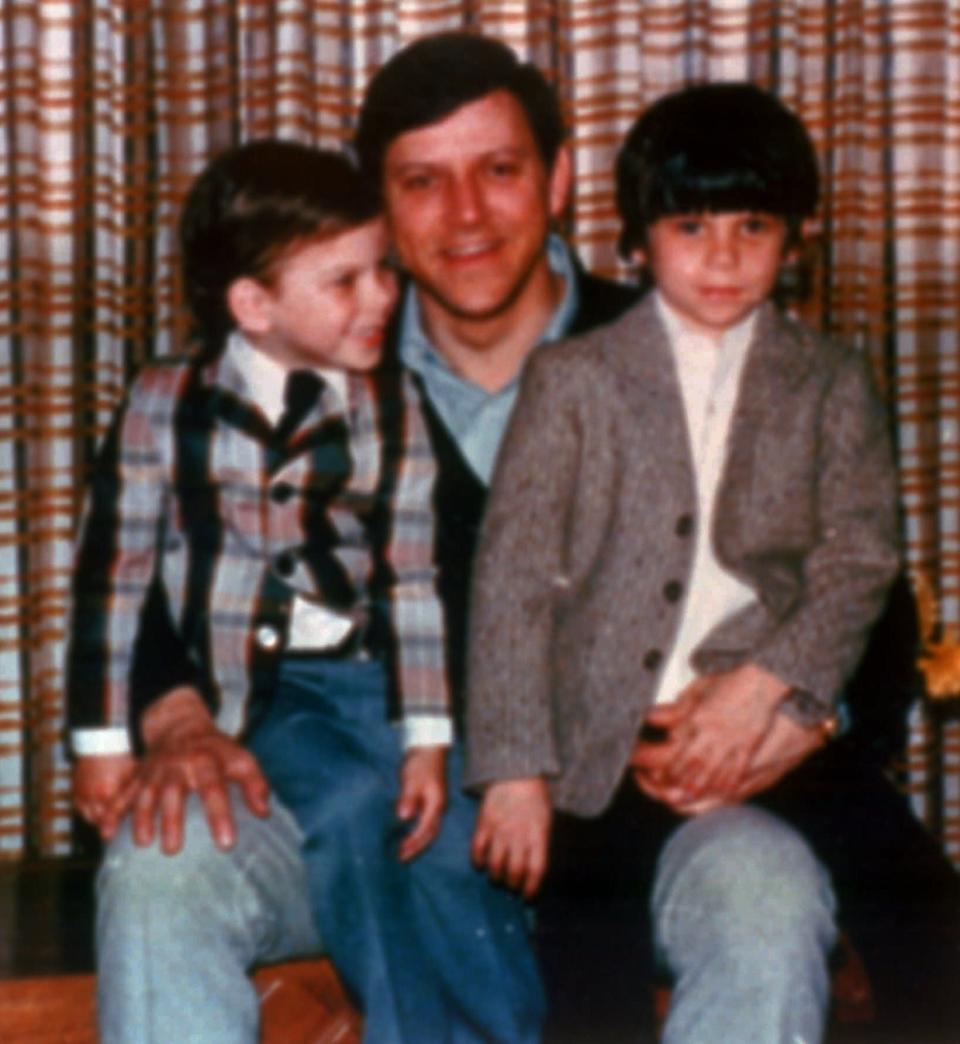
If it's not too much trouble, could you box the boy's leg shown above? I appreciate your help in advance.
[96,790,320,1044]
[652,805,836,1044]
[407,744,546,1043]
[249,656,543,1044]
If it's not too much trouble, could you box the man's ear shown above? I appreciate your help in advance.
[226,277,272,335]
[547,145,573,220]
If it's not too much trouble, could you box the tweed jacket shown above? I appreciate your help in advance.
[464,295,901,816]
[67,347,447,741]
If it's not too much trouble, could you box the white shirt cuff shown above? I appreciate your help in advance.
[71,727,133,757]
[400,715,454,750]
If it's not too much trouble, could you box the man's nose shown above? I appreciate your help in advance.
[447,173,485,224]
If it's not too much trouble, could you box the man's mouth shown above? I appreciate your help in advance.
[442,240,500,263]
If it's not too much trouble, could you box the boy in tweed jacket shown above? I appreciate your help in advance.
[68,140,542,1044]
[466,85,904,1043]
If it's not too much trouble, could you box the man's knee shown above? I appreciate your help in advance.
[97,792,314,956]
[653,806,836,957]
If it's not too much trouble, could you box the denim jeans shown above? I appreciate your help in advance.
[97,791,320,1044]
[247,655,544,1044]
[96,655,543,1044]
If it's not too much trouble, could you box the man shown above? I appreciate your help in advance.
[69,31,637,1042]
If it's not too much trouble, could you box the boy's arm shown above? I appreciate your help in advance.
[67,373,175,741]
[387,373,455,858]
[745,347,901,714]
[465,351,586,891]
[464,349,581,792]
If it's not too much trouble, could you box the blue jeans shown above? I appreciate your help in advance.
[539,783,836,1044]
[97,792,320,1044]
[247,656,544,1044]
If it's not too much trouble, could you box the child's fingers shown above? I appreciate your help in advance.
[397,782,443,861]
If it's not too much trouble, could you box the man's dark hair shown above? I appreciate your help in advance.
[615,82,820,259]
[354,31,567,184]
[179,139,380,351]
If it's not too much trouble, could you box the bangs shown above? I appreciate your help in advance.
[647,150,806,221]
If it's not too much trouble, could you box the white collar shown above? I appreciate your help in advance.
[224,331,348,425]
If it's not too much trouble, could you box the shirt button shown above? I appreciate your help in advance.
[274,551,296,577]
[271,482,295,504]
[663,580,683,603]
[675,514,694,537]
[254,624,282,652]
[643,649,663,671]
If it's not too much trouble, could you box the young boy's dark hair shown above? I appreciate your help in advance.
[354,31,567,185]
[179,139,381,350]
[615,82,820,261]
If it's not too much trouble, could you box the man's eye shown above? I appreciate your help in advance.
[676,220,702,235]
[488,160,520,179]
[332,273,356,291]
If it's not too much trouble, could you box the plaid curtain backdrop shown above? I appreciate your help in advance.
[0,0,958,859]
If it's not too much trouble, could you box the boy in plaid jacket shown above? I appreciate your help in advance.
[68,140,542,1044]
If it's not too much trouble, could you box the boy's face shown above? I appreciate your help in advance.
[634,211,791,339]
[382,89,569,327]
[240,218,397,372]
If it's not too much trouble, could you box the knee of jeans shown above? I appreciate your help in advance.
[97,796,246,913]
[653,807,836,954]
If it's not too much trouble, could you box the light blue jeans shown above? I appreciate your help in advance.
[652,806,837,1044]
[96,656,543,1044]
[97,791,320,1044]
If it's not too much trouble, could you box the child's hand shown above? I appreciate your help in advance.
[396,746,447,862]
[471,777,552,899]
[73,753,137,837]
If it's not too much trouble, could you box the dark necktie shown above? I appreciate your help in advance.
[267,369,323,472]
[276,369,323,444]
[270,369,356,611]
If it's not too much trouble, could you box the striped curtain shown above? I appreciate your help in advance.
[1,0,958,860]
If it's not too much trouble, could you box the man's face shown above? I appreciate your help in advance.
[382,89,569,326]
[634,211,790,338]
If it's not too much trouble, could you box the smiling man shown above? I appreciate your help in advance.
[353,33,641,725]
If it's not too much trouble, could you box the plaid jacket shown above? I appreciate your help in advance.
[67,347,448,739]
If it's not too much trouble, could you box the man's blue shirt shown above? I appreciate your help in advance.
[398,233,580,484]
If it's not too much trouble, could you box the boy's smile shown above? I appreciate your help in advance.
[634,212,790,340]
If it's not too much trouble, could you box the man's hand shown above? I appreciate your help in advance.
[100,686,270,854]
[632,681,828,815]
[396,746,447,863]
[631,664,791,813]
[471,777,551,899]
[73,753,137,833]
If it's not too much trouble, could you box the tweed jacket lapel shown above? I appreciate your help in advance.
[602,294,697,510]
[714,302,820,562]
